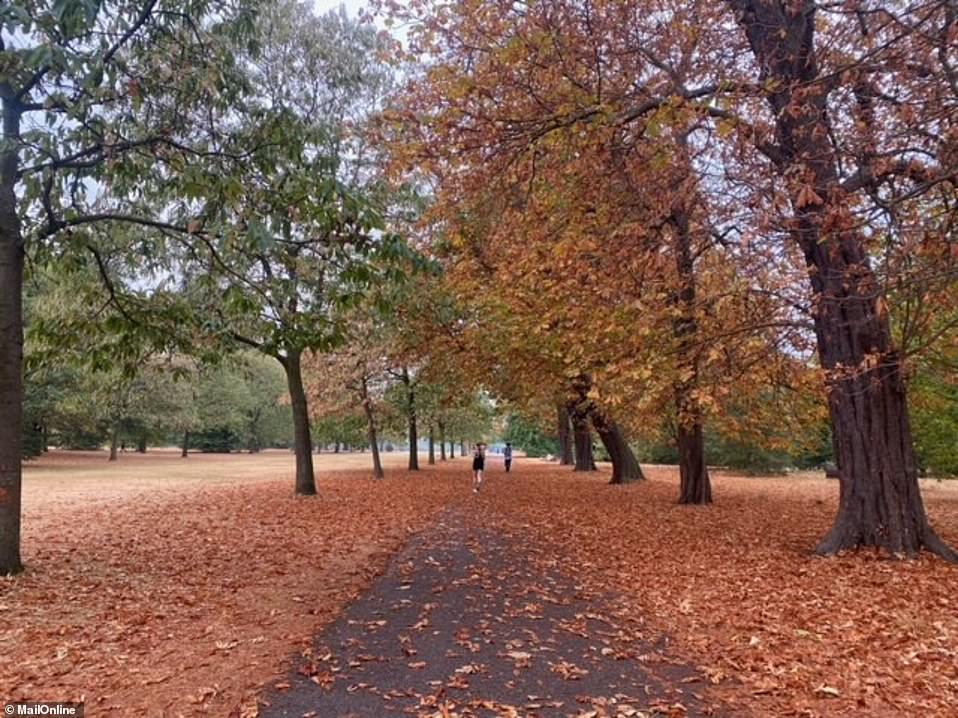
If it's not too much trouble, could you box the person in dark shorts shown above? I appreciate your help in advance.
[503,442,513,472]
[472,443,486,492]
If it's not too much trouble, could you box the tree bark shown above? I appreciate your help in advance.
[670,205,712,505]
[109,426,120,462]
[360,376,384,480]
[0,95,23,573]
[557,403,574,465]
[460,439,465,456]
[281,349,317,496]
[569,403,596,472]
[136,433,147,453]
[402,367,419,471]
[428,425,436,465]
[439,420,447,460]
[677,422,711,504]
[449,441,455,458]
[730,0,953,559]
[181,431,189,458]
[590,410,644,484]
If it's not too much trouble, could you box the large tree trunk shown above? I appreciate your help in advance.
[282,349,316,496]
[569,403,596,472]
[590,410,644,484]
[677,422,711,504]
[181,430,189,458]
[428,426,436,465]
[361,377,384,480]
[731,0,953,559]
[439,420,447,461]
[0,100,23,573]
[557,404,574,465]
[671,205,712,505]
[402,368,419,471]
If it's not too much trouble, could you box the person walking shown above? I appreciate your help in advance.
[503,442,513,473]
[472,443,486,492]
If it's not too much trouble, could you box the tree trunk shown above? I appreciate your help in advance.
[557,404,574,465]
[109,426,119,462]
[677,422,711,504]
[0,98,23,572]
[671,205,712,505]
[282,349,316,496]
[136,433,147,453]
[460,440,465,456]
[181,430,189,458]
[428,426,436,465]
[569,403,596,472]
[360,378,384,480]
[402,368,419,471]
[334,442,340,454]
[590,409,644,484]
[439,420,447,460]
[449,441,455,458]
[731,0,953,559]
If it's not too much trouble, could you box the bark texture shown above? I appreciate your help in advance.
[361,376,384,480]
[591,410,645,484]
[730,0,953,558]
[0,94,22,574]
[282,349,317,495]
[569,403,597,472]
[557,404,574,465]
[402,368,419,471]
[671,206,712,505]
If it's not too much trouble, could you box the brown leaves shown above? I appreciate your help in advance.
[2,450,459,716]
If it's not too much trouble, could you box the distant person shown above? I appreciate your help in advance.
[472,443,486,492]
[504,442,513,473]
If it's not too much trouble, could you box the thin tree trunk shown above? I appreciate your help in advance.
[109,426,120,462]
[361,377,384,480]
[449,441,455,458]
[0,99,23,572]
[460,439,465,456]
[569,403,596,472]
[439,420,447,460]
[402,367,419,471]
[428,425,436,465]
[334,442,340,453]
[181,430,189,458]
[281,349,316,496]
[731,0,953,559]
[557,404,574,465]
[136,433,147,453]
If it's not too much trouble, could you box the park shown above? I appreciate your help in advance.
[1,0,957,716]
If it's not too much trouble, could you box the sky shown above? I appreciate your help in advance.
[312,0,367,17]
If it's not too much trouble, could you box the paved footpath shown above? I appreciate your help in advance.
[259,509,718,718]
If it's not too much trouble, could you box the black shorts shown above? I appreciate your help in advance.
[472,458,484,471]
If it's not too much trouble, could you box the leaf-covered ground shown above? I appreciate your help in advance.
[3,450,458,716]
[4,452,957,717]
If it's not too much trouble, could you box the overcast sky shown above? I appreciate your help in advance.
[312,0,367,17]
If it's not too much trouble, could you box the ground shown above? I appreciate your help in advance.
[2,450,957,717]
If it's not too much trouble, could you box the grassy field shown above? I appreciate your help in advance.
[21,448,418,513]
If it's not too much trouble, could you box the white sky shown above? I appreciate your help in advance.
[312,0,367,17]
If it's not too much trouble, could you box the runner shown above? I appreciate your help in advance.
[472,443,486,492]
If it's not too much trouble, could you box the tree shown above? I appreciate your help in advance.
[1,0,257,573]
[175,1,407,495]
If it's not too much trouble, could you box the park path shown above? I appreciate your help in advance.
[258,507,718,718]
